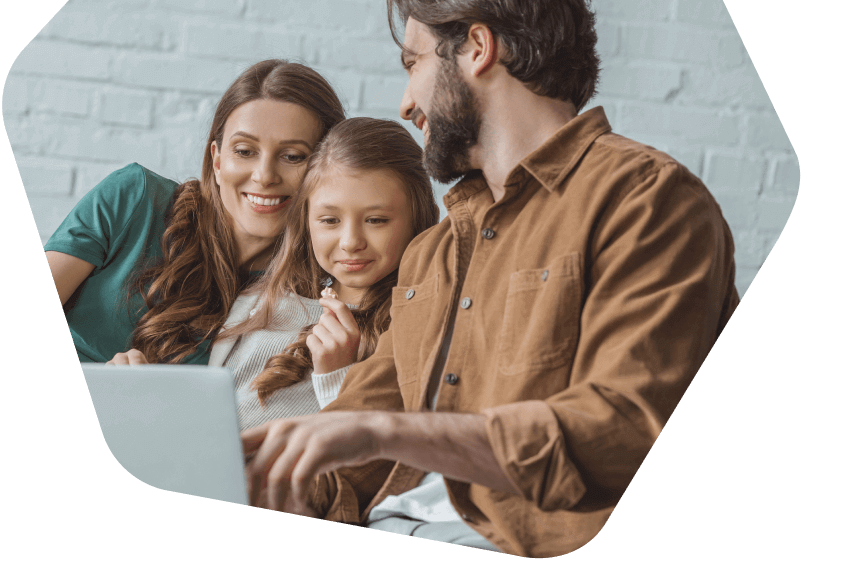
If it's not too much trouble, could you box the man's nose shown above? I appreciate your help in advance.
[399,82,415,121]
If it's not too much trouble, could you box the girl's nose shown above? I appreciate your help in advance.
[339,224,367,252]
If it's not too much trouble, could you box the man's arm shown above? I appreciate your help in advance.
[242,410,520,513]
[479,162,739,508]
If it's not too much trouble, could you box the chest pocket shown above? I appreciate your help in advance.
[390,274,441,386]
[497,253,582,376]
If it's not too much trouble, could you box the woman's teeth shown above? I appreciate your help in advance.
[245,194,285,206]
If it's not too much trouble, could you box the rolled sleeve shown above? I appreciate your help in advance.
[482,400,586,510]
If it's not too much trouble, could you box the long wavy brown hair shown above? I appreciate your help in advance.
[129,60,346,363]
[223,118,440,402]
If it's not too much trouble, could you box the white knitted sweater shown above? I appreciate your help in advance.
[208,292,349,431]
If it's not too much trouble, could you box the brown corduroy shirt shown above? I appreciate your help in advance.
[314,107,739,557]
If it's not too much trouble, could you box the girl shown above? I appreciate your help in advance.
[209,118,440,430]
[45,60,345,365]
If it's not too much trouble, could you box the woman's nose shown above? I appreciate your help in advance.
[252,155,281,187]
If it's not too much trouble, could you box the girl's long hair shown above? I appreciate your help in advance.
[223,117,440,402]
[129,60,346,363]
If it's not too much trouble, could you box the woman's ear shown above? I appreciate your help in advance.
[210,141,222,186]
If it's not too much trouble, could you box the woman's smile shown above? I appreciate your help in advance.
[243,192,292,214]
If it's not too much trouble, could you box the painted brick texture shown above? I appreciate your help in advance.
[3,0,798,295]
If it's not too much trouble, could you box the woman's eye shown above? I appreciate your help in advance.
[282,153,307,163]
[234,148,254,158]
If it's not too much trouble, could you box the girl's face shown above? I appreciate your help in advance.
[212,99,322,266]
[308,168,416,305]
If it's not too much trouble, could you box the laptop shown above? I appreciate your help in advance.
[81,364,248,505]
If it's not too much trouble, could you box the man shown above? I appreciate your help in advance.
[242,0,739,557]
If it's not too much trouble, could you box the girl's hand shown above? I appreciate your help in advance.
[307,297,360,375]
[106,349,150,365]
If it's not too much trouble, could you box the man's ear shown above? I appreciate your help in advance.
[467,23,498,77]
[210,141,221,186]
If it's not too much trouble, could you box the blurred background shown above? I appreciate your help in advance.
[2,0,798,295]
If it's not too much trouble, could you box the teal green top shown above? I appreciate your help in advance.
[44,163,212,364]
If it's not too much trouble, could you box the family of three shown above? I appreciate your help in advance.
[45,0,739,558]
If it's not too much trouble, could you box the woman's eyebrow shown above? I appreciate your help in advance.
[229,131,312,147]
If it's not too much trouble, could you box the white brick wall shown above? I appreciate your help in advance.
[2,0,798,296]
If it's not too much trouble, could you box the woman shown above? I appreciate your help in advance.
[210,118,440,429]
[44,60,346,365]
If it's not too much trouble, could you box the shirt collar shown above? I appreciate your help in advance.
[443,106,613,209]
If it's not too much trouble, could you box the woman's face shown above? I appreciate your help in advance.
[308,168,416,305]
[211,99,322,265]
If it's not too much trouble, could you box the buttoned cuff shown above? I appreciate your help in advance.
[312,365,352,409]
[482,400,586,511]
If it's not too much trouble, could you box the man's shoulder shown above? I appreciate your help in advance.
[581,132,717,208]
[588,132,680,175]
[397,217,452,281]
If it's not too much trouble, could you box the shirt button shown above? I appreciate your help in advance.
[460,297,472,309]
[405,289,415,300]
[444,373,458,385]
[541,270,549,281]
[481,228,496,240]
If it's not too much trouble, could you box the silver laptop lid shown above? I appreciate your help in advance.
[82,364,247,505]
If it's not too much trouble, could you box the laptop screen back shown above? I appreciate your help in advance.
[82,364,247,505]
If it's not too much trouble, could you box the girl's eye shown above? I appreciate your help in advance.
[319,217,339,225]
[367,218,389,225]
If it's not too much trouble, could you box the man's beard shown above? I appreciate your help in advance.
[423,56,482,184]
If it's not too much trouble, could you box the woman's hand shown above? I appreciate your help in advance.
[306,297,360,375]
[106,349,150,365]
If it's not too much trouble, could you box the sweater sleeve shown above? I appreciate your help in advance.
[311,364,352,409]
[311,319,407,523]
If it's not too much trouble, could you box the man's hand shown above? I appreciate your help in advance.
[241,412,390,513]
[306,297,361,374]
[106,349,149,365]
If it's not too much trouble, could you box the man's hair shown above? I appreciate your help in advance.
[387,0,601,111]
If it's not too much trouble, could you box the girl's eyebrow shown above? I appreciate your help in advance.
[229,131,313,148]
[313,203,395,211]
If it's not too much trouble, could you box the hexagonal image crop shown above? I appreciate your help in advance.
[2,0,798,558]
